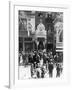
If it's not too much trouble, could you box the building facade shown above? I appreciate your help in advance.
[19,11,63,54]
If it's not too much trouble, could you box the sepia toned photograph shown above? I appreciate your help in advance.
[18,10,63,80]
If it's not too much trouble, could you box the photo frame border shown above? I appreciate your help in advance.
[9,1,71,88]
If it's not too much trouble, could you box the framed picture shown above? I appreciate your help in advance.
[9,1,70,88]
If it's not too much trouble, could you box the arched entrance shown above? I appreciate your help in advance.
[38,40,44,50]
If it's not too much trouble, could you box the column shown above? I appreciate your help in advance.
[23,38,25,53]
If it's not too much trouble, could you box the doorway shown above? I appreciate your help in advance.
[38,41,44,50]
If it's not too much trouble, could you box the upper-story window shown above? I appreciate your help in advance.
[19,18,27,31]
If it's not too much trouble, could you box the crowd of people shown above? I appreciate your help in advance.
[19,49,63,78]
